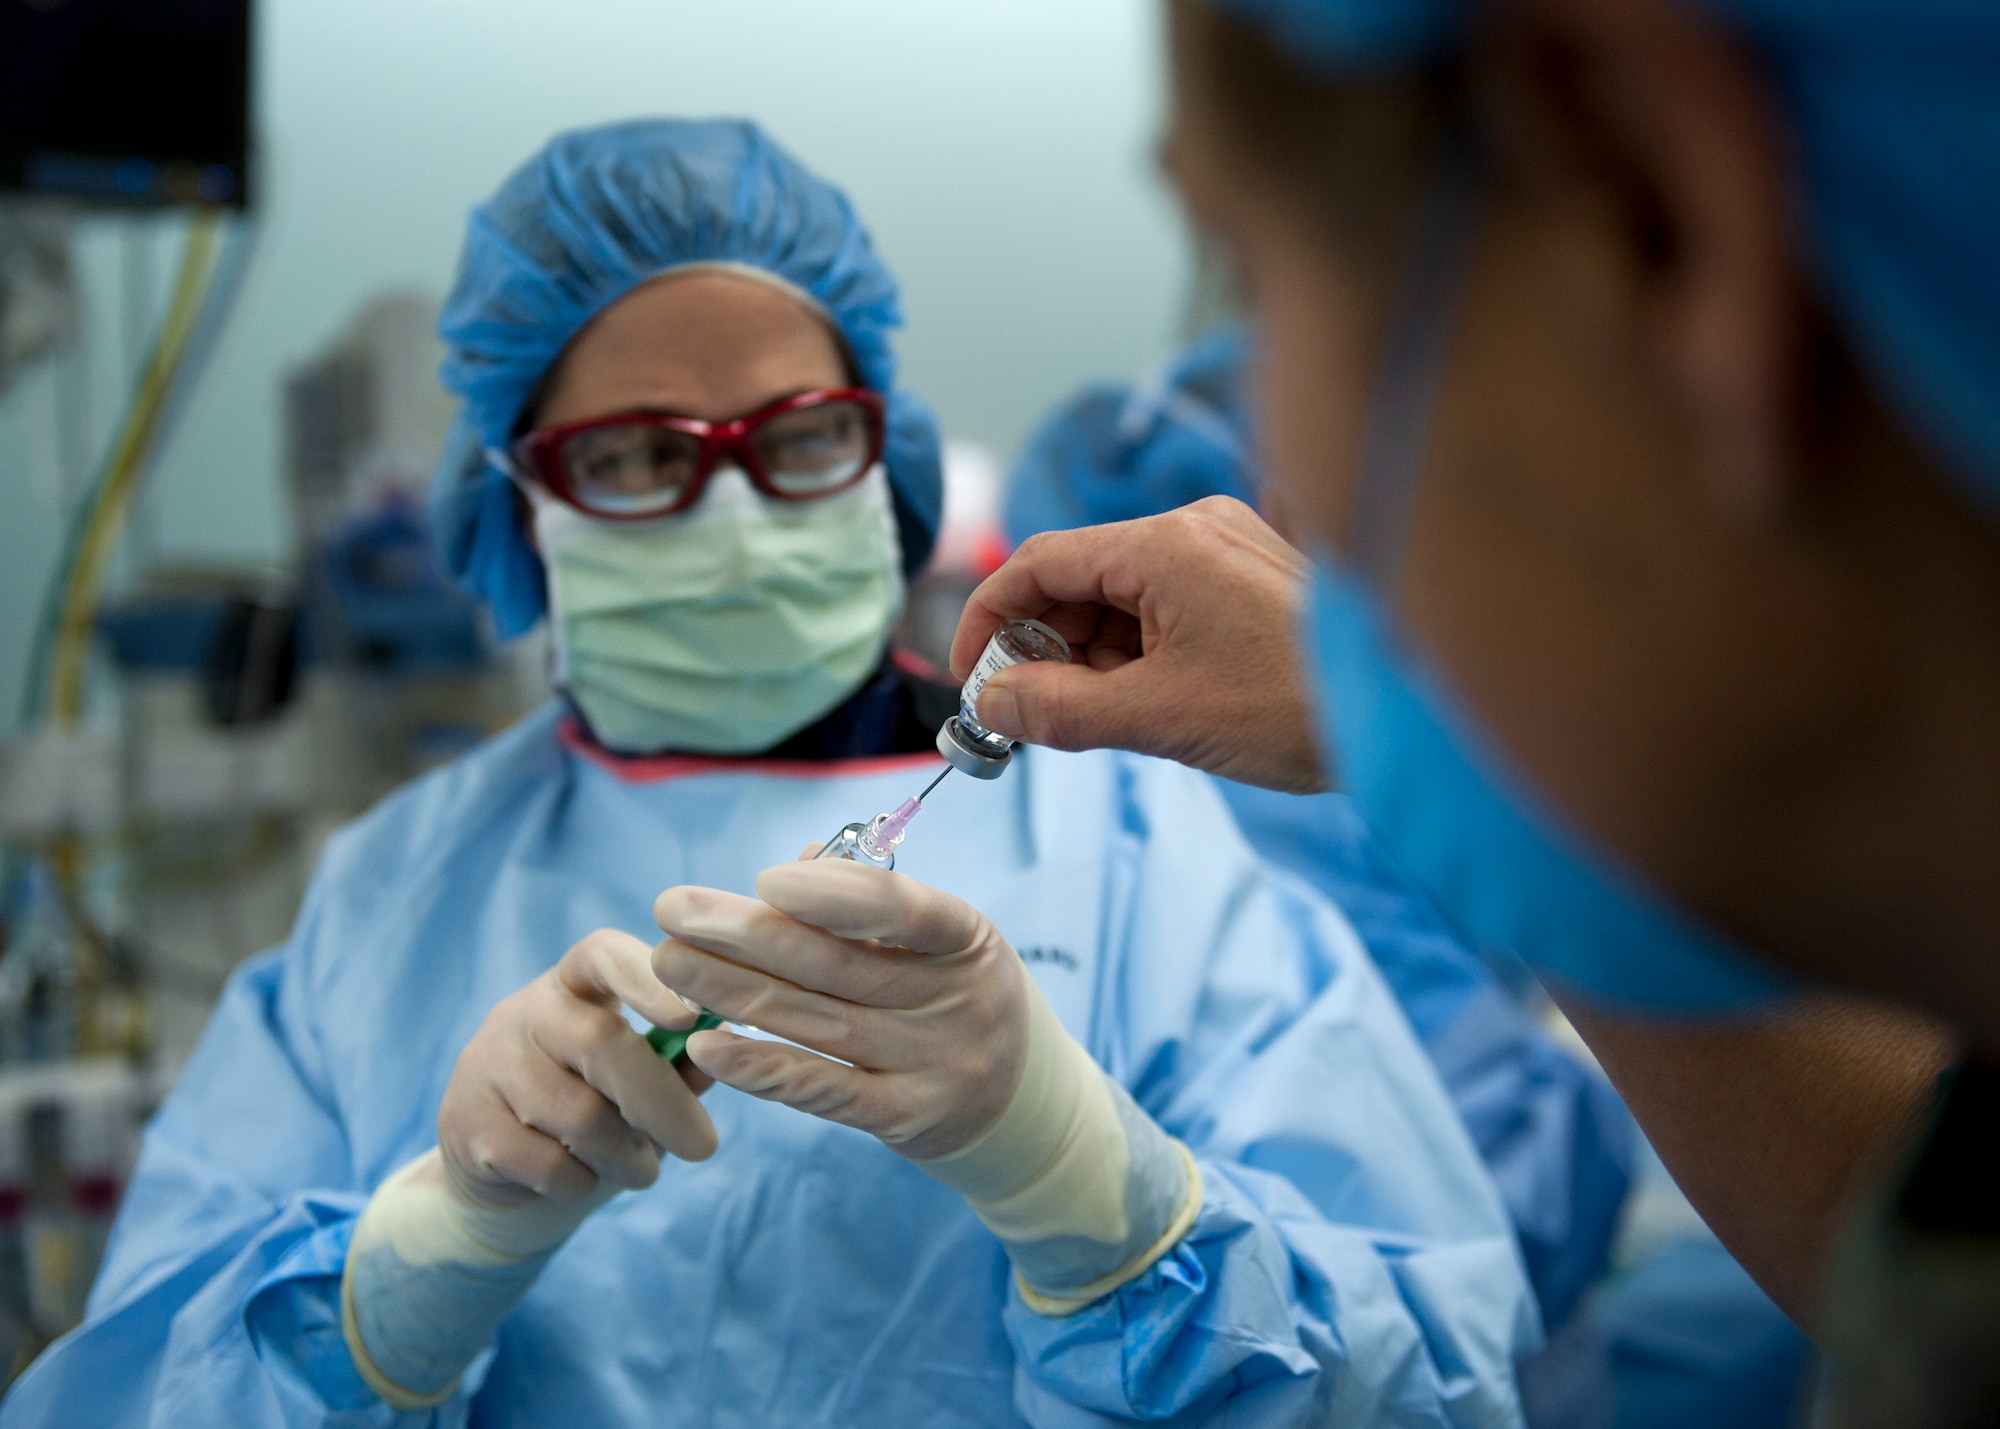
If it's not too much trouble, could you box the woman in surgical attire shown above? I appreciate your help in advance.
[0,119,1542,1427]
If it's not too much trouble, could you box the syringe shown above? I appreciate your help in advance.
[814,765,951,870]
[657,767,950,1061]
[662,627,1072,1057]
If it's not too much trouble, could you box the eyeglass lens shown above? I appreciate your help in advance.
[750,399,875,496]
[559,424,705,516]
[555,397,877,516]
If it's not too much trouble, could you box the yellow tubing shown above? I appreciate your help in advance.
[48,214,224,730]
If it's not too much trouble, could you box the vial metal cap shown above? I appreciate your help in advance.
[937,717,1012,779]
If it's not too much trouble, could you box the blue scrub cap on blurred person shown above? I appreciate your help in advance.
[1005,324,1256,544]
[428,118,945,639]
[1199,0,2000,524]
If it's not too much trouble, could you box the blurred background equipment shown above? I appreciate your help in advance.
[1,0,252,209]
[0,208,76,402]
[0,245,544,1381]
[0,1054,153,1375]
[892,440,1010,673]
[0,0,263,1379]
[286,293,541,796]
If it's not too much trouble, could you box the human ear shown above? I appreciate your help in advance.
[1478,0,1808,526]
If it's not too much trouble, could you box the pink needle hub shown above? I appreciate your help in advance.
[863,796,923,857]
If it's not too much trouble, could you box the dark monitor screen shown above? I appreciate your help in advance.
[0,0,252,208]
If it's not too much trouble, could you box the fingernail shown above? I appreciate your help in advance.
[979,679,1020,737]
[676,992,706,1015]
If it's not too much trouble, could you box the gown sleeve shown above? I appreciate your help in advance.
[1214,779,1634,1331]
[0,921,480,1427]
[1005,764,1541,1428]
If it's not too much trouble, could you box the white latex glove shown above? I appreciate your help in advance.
[652,860,1201,1314]
[342,930,716,1408]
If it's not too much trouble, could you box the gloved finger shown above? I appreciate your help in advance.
[685,1028,914,1144]
[754,860,986,956]
[654,885,932,1007]
[496,1046,662,1191]
[447,1081,601,1203]
[533,1000,718,1163]
[653,936,898,1067]
[559,928,696,1031]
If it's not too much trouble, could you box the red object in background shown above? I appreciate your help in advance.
[962,527,1011,581]
[68,1176,119,1219]
[925,442,1011,580]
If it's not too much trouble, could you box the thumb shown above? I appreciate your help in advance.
[978,660,1148,754]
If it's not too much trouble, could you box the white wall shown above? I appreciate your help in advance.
[0,0,1188,728]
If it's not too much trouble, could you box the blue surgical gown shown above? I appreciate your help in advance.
[1214,783,1633,1332]
[1,705,1537,1427]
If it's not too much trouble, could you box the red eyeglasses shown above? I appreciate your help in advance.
[512,388,887,520]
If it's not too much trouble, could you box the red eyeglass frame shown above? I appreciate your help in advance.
[512,387,887,521]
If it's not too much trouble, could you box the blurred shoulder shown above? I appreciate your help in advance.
[1020,744,1251,860]
[1039,747,1378,960]
[312,700,568,896]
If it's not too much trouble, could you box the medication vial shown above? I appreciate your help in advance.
[936,619,1071,779]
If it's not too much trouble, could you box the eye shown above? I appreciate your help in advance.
[753,401,874,495]
[559,423,703,514]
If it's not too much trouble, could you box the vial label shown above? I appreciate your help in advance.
[958,620,1069,743]
[960,636,1023,726]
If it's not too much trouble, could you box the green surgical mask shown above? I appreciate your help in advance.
[533,466,904,755]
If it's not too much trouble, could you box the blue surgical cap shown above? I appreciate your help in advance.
[1200,0,2000,522]
[1005,325,1256,544]
[428,118,945,638]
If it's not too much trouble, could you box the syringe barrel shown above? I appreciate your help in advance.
[957,618,1071,749]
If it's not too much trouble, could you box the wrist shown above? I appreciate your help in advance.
[342,1149,611,1406]
[913,980,1202,1314]
[360,1147,608,1267]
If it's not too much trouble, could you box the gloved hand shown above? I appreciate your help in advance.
[652,860,1201,1314]
[342,929,716,1408]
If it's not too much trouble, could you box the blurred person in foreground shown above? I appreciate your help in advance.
[943,0,1997,1422]
[1007,328,1815,1426]
[0,119,1545,1427]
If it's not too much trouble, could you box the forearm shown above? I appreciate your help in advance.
[931,988,1532,1423]
[1558,989,1954,1324]
[342,1149,605,1408]
[1007,1161,1535,1427]
[913,981,1202,1313]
